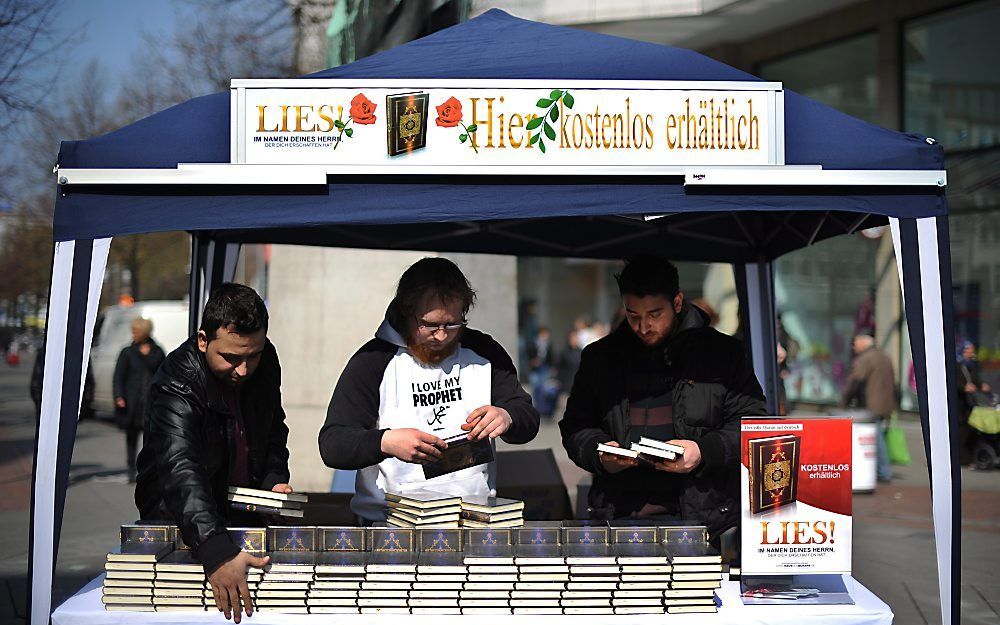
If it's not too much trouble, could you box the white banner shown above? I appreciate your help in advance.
[231,79,783,171]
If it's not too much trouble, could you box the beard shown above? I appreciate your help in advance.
[407,330,462,365]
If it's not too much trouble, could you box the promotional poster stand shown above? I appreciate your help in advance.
[739,416,855,606]
[32,9,958,625]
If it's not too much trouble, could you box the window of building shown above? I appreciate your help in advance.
[904,0,1000,150]
[758,32,880,125]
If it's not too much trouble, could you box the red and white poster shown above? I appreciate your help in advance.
[740,417,852,575]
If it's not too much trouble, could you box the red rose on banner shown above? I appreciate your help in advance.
[435,97,463,127]
[350,93,377,124]
[435,95,478,154]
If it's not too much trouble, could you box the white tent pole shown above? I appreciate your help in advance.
[890,216,960,625]
[28,238,110,625]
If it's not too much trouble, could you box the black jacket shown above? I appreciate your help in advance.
[113,340,165,428]
[134,336,290,574]
[559,305,766,540]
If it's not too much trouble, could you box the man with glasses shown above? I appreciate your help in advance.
[320,257,540,523]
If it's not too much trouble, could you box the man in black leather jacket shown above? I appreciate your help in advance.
[134,283,292,623]
[560,256,766,547]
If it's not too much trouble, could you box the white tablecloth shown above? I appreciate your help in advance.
[53,574,893,625]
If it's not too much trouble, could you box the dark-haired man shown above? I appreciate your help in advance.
[560,256,766,547]
[319,257,540,523]
[134,283,292,623]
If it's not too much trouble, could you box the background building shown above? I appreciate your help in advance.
[475,0,1000,411]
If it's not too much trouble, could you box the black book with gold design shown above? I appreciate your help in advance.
[422,433,494,480]
[747,434,800,514]
[386,92,429,157]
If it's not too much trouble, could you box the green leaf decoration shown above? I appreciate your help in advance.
[526,117,543,130]
[536,98,553,108]
[344,128,353,137]
[459,134,467,143]
[529,133,540,145]
[334,120,344,129]
[543,122,556,141]
[563,92,574,109]
[538,139,547,154]
[550,89,563,100]
[466,124,478,132]
[549,106,558,122]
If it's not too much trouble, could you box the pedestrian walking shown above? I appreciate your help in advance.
[113,318,165,482]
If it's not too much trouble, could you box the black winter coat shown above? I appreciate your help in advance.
[134,336,290,574]
[559,307,766,541]
[113,340,165,428]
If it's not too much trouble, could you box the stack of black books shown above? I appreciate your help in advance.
[512,533,568,616]
[385,489,462,527]
[459,494,525,528]
[561,524,622,615]
[413,550,464,614]
[310,548,366,614]
[227,486,307,518]
[102,540,174,612]
[664,541,723,613]
[151,551,210,612]
[459,533,519,614]
[361,549,416,614]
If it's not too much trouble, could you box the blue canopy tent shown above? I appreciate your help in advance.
[33,9,956,625]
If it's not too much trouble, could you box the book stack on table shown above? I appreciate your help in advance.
[228,486,307,518]
[361,545,418,614]
[102,540,173,612]
[459,494,525,528]
[460,530,519,615]
[385,490,462,527]
[152,551,212,612]
[309,548,366,614]
[257,527,319,614]
[104,520,722,614]
[413,550,465,614]
[664,540,724,614]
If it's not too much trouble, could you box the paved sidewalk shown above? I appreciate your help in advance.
[1,356,998,624]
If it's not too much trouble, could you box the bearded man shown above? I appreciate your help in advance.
[319,257,539,523]
[559,256,766,548]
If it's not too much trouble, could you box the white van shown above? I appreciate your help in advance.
[90,300,189,417]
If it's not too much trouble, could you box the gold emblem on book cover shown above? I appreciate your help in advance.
[399,105,421,144]
[764,450,791,497]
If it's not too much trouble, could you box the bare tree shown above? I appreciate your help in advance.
[0,0,75,127]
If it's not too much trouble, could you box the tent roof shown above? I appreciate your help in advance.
[54,9,946,261]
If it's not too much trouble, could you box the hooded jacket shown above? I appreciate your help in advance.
[319,317,539,521]
[134,336,290,574]
[559,304,766,540]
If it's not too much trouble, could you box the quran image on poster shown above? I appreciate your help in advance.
[740,417,852,575]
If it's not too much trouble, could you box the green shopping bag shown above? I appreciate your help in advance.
[885,413,911,466]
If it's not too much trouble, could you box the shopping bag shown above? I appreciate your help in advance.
[885,413,911,466]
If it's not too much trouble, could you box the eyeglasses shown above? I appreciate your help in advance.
[416,318,467,334]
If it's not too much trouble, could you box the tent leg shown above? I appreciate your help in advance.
[188,235,242,334]
[738,261,780,413]
[27,238,111,625]
[890,216,961,625]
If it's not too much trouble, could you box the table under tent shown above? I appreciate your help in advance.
[32,9,956,625]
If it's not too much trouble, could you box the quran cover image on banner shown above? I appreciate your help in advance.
[740,417,852,575]
[386,92,429,157]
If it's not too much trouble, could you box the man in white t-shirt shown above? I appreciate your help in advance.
[319,257,540,522]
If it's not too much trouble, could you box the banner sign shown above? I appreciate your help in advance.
[740,417,852,575]
[230,79,784,171]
